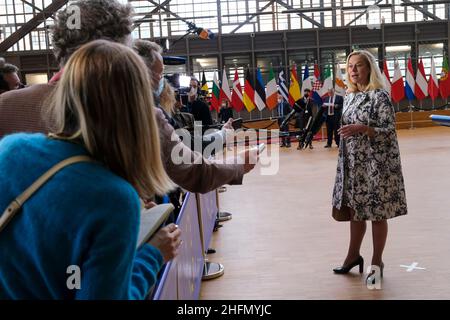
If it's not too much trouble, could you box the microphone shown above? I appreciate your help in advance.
[187,22,215,40]
[196,27,215,40]
[300,105,326,149]
[280,109,296,129]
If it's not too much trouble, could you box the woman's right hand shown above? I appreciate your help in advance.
[148,223,182,263]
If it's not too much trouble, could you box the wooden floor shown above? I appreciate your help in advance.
[200,126,450,300]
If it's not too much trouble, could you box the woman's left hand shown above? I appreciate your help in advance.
[338,124,367,139]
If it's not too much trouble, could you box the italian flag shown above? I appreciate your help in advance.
[266,66,278,110]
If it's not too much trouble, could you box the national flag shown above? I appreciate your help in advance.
[254,67,266,111]
[220,67,232,103]
[428,55,439,101]
[313,63,320,85]
[266,66,278,110]
[382,60,391,97]
[231,69,244,112]
[405,57,415,101]
[334,63,346,96]
[243,68,256,112]
[391,59,405,103]
[278,70,289,103]
[415,59,428,100]
[288,65,301,106]
[201,70,209,93]
[439,55,450,99]
[317,65,333,98]
[312,64,323,104]
[301,64,312,96]
[211,71,221,112]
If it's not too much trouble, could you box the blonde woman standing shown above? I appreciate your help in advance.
[332,50,407,285]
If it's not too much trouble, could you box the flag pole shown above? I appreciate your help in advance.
[409,100,414,130]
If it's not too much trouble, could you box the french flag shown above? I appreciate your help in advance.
[405,57,415,101]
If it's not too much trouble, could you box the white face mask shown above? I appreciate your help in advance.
[153,78,165,98]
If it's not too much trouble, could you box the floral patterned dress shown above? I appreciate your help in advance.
[332,89,408,221]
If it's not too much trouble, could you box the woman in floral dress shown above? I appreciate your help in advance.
[331,50,407,285]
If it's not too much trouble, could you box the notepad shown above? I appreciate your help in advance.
[137,203,174,248]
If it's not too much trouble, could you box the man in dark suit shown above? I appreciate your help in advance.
[322,88,344,148]
[296,89,314,149]
[188,88,213,133]
[276,93,292,147]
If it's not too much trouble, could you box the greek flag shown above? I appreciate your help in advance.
[278,70,289,103]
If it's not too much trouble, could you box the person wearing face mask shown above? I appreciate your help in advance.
[296,89,314,149]
[187,87,213,133]
[276,93,291,147]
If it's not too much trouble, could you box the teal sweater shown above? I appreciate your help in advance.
[0,134,163,299]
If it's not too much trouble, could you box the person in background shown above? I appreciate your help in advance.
[0,0,256,196]
[297,88,314,149]
[0,40,182,299]
[276,93,291,148]
[332,50,407,287]
[323,88,344,148]
[188,86,213,131]
[158,78,177,122]
[0,60,23,94]
[219,100,234,124]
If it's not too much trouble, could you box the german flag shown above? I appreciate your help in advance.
[243,68,256,112]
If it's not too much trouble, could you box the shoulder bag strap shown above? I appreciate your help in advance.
[0,155,94,233]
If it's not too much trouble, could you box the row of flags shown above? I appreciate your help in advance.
[387,56,450,103]
[202,55,450,112]
[203,63,342,112]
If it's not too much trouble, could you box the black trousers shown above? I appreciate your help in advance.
[278,119,291,146]
[326,109,342,146]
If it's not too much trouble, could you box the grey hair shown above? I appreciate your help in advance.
[51,0,134,66]
[132,39,163,69]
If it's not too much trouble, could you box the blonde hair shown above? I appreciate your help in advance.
[346,50,385,92]
[159,79,176,116]
[49,40,174,198]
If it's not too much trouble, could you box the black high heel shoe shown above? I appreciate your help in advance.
[333,256,364,274]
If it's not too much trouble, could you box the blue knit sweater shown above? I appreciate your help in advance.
[0,134,163,299]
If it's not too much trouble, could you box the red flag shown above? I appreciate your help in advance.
[439,55,450,99]
[415,59,428,100]
[428,56,439,100]
[391,59,405,103]
[231,70,244,112]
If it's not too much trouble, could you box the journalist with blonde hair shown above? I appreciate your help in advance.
[331,50,407,286]
[0,40,181,299]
